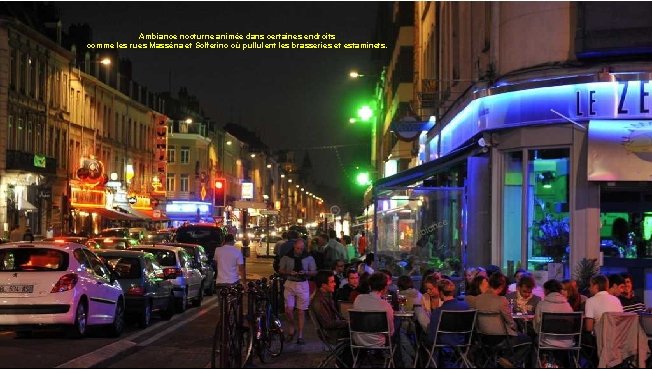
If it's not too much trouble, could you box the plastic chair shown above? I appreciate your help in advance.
[348,309,395,368]
[535,312,583,368]
[419,309,477,368]
[308,307,350,368]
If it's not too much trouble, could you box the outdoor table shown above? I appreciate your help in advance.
[512,313,535,335]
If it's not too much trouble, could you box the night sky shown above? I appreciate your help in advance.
[57,2,379,205]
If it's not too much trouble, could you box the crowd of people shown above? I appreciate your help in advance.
[264,230,650,367]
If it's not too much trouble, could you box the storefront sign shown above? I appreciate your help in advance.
[166,201,210,214]
[70,188,106,207]
[436,80,652,158]
[390,117,436,141]
[588,120,652,181]
[33,155,46,168]
[154,117,168,194]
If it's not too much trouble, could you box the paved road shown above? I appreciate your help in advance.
[0,255,276,368]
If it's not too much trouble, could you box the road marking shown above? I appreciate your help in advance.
[56,297,220,368]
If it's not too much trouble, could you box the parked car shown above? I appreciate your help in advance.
[99,228,141,246]
[173,224,224,264]
[95,250,176,327]
[86,237,135,250]
[157,242,216,296]
[0,241,125,338]
[288,224,309,238]
[145,229,174,244]
[130,245,203,312]
[254,236,282,258]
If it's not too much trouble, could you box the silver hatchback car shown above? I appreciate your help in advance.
[131,245,203,313]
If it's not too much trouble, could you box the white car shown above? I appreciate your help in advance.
[254,236,282,257]
[0,242,125,338]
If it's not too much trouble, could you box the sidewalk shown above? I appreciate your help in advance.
[247,315,328,368]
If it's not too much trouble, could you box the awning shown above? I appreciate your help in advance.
[130,209,169,221]
[588,120,652,181]
[81,208,141,221]
[19,200,38,211]
[373,142,479,191]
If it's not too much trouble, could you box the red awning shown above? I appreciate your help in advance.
[83,208,141,221]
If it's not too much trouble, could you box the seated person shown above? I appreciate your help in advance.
[505,274,541,315]
[397,275,423,311]
[465,275,489,308]
[352,272,394,347]
[475,272,532,368]
[607,274,625,297]
[534,279,574,348]
[335,269,359,302]
[310,270,352,366]
[619,272,646,313]
[427,279,471,346]
[584,274,623,334]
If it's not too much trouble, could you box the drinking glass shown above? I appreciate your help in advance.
[398,294,407,312]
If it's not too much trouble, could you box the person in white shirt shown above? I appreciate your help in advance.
[584,274,623,333]
[214,234,245,285]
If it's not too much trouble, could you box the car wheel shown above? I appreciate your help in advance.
[160,294,175,320]
[108,299,125,337]
[67,301,88,339]
[192,283,204,307]
[176,289,188,313]
[139,299,152,328]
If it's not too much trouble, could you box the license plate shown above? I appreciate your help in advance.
[0,285,34,293]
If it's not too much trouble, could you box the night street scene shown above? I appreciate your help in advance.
[2,1,652,368]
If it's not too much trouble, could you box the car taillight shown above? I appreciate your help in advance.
[163,267,182,278]
[126,286,145,296]
[51,273,78,293]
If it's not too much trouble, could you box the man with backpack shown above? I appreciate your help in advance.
[273,230,299,273]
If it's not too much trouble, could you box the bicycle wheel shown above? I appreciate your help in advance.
[239,324,253,367]
[255,315,271,363]
[266,316,284,358]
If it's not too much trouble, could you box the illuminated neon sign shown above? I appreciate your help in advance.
[166,201,210,214]
[436,80,652,157]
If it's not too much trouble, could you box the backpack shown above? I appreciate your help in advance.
[273,240,294,273]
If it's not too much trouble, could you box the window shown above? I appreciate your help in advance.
[7,116,15,150]
[180,147,190,164]
[17,118,24,150]
[167,146,176,163]
[9,49,16,90]
[501,148,570,271]
[180,174,189,192]
[167,174,175,192]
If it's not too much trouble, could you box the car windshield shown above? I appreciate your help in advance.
[175,227,223,244]
[100,256,142,279]
[146,233,171,243]
[134,249,177,267]
[0,248,69,272]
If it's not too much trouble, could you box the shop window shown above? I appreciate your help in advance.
[526,149,570,270]
[374,187,464,278]
[503,151,523,269]
[600,186,652,259]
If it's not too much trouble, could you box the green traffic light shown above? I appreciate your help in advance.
[357,105,373,122]
[356,172,371,186]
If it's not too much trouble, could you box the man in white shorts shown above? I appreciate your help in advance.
[279,237,316,345]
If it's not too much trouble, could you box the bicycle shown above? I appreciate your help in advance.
[211,283,252,368]
[247,278,284,363]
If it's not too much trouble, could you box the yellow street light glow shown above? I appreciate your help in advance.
[288,179,292,182]
[281,174,285,178]
[250,153,256,158]
[185,118,192,124]
[349,118,357,124]
[349,71,363,78]
[295,185,299,188]
[226,140,232,145]
[100,58,111,65]
[266,164,272,168]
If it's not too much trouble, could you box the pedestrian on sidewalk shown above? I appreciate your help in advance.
[279,237,317,345]
[214,234,245,287]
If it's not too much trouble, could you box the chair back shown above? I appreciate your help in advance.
[538,311,583,348]
[308,306,334,345]
[338,301,354,321]
[596,312,649,368]
[434,309,476,347]
[348,310,389,334]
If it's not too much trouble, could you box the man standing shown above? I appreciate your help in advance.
[323,230,347,271]
[214,234,245,286]
[279,238,317,345]
[358,231,368,256]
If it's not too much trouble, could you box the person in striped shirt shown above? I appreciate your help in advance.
[619,272,646,313]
